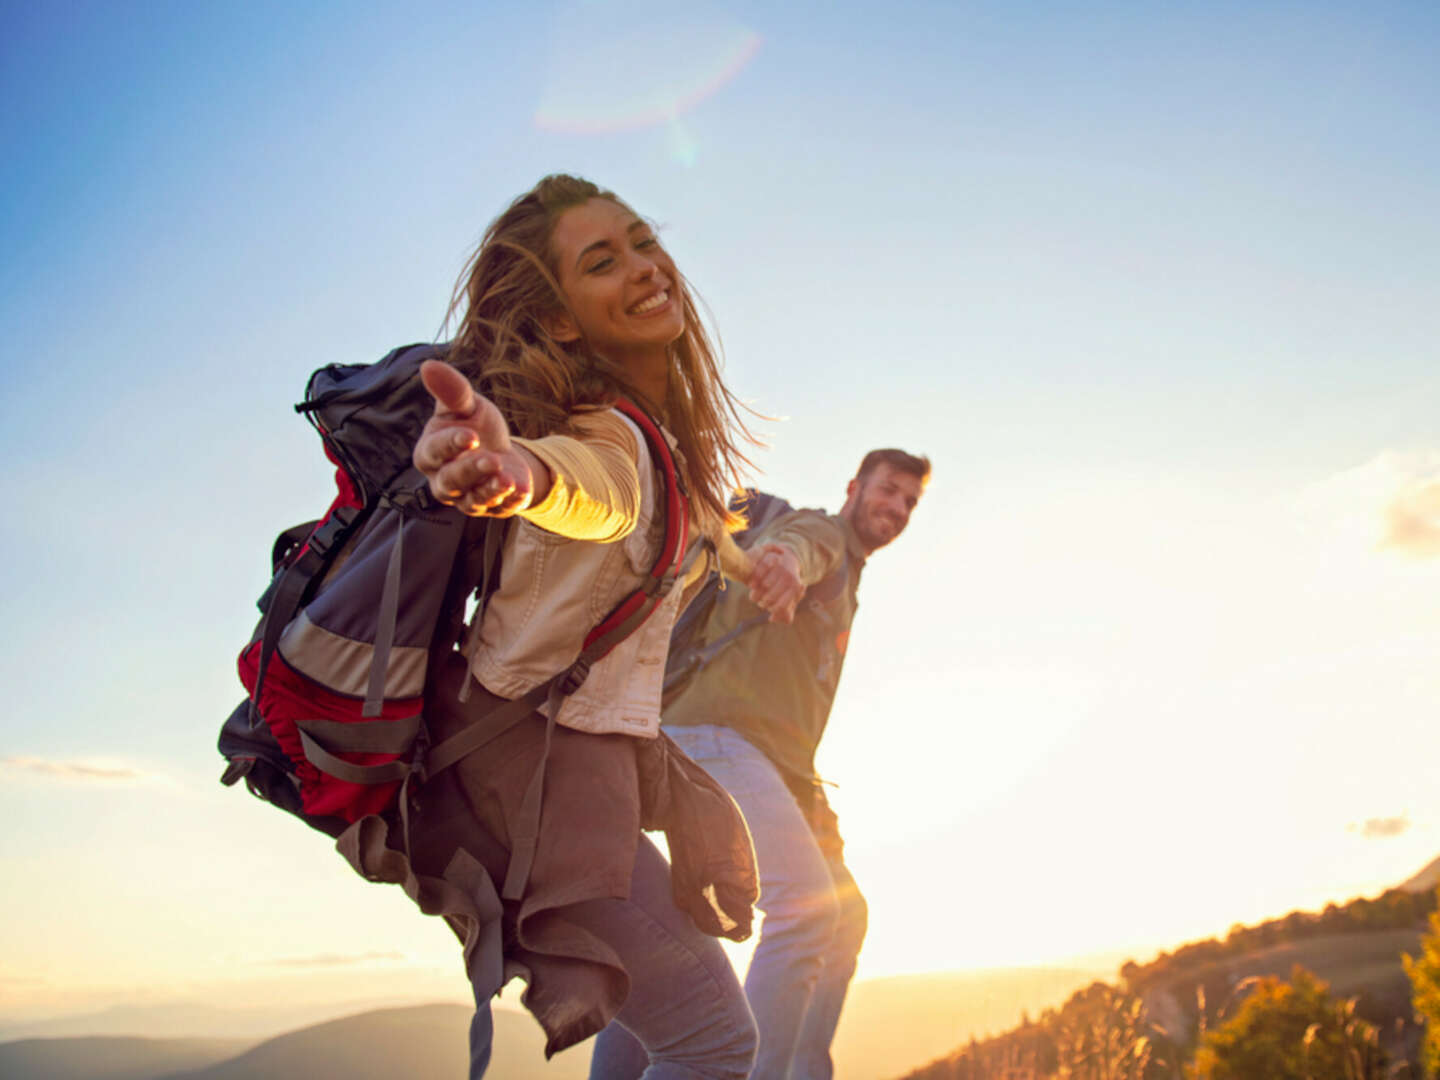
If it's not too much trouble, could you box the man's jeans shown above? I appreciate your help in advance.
[591,725,867,1080]
[472,834,756,1080]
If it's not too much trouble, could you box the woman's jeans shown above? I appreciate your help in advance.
[592,725,867,1080]
[475,833,754,1079]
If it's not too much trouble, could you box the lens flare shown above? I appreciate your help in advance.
[535,0,762,137]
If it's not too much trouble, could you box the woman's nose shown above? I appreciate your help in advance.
[629,252,660,280]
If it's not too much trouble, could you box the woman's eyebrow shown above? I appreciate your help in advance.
[575,237,616,267]
[575,221,652,268]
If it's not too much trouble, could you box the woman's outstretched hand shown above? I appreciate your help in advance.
[748,542,804,624]
[413,359,551,516]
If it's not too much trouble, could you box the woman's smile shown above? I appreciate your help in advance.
[628,288,672,315]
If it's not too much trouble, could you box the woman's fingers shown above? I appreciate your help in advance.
[416,426,480,475]
[435,449,534,516]
[419,358,478,419]
[413,360,528,514]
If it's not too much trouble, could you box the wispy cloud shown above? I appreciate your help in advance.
[270,951,408,968]
[1382,479,1440,558]
[0,756,152,783]
[1296,449,1440,557]
[1347,812,1411,839]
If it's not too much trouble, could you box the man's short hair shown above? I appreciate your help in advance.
[856,448,931,487]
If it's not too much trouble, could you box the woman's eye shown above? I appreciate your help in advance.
[635,236,658,250]
[586,256,615,273]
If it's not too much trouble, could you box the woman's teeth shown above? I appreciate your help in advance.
[629,291,668,314]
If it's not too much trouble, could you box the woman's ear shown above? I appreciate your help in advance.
[542,309,581,343]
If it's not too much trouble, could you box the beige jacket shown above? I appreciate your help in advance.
[468,406,744,736]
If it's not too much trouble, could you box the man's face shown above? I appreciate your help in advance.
[841,462,924,553]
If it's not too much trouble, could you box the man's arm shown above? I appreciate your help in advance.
[746,510,848,625]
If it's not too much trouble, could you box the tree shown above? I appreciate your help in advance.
[1190,966,1386,1080]
[1404,888,1440,1077]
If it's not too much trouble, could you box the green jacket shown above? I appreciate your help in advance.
[663,508,868,781]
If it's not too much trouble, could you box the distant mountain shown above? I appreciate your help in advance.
[832,968,1101,1080]
[0,998,431,1043]
[1400,852,1440,894]
[0,1005,586,1080]
[0,1034,248,1080]
[0,967,1102,1080]
[164,1004,587,1080]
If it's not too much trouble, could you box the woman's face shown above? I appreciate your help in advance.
[547,198,685,365]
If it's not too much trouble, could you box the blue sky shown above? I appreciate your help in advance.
[2,0,1438,1027]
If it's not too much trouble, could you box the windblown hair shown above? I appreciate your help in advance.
[855,448,932,486]
[443,173,757,527]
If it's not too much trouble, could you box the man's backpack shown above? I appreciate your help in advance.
[220,344,689,866]
[661,489,847,704]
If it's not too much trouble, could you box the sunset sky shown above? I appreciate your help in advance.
[2,0,1438,1032]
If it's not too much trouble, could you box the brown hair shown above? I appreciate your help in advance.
[856,448,932,486]
[443,174,756,527]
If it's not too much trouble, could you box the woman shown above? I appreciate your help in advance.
[400,175,806,1079]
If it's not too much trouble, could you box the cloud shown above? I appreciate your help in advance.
[270,951,408,968]
[0,756,151,783]
[1347,812,1411,839]
[1293,449,1440,562]
[1382,479,1440,558]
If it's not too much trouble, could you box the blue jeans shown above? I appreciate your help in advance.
[473,833,755,1079]
[592,726,867,1080]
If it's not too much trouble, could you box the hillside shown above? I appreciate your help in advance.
[1402,853,1440,895]
[833,968,1100,1080]
[896,871,1440,1079]
[0,1034,249,1080]
[0,1005,588,1080]
[165,1004,588,1080]
[0,964,1105,1080]
[0,998,421,1043]
[1138,927,1423,1049]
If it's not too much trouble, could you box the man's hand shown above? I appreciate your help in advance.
[748,542,805,624]
[413,359,544,517]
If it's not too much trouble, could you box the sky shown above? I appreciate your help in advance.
[2,0,1438,1035]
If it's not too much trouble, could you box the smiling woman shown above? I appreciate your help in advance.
[545,202,687,393]
[344,174,807,1080]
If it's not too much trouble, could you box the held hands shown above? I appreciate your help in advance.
[748,542,804,624]
[413,360,544,517]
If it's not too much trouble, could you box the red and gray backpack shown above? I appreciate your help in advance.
[219,343,688,887]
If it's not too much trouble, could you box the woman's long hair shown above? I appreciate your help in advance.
[443,174,757,528]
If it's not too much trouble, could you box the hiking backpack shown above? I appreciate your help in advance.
[662,489,848,704]
[219,343,689,856]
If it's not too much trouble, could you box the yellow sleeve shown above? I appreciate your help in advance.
[513,409,642,542]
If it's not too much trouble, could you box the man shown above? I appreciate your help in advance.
[593,448,930,1080]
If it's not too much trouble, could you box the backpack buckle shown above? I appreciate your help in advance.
[559,658,592,696]
[306,506,358,558]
